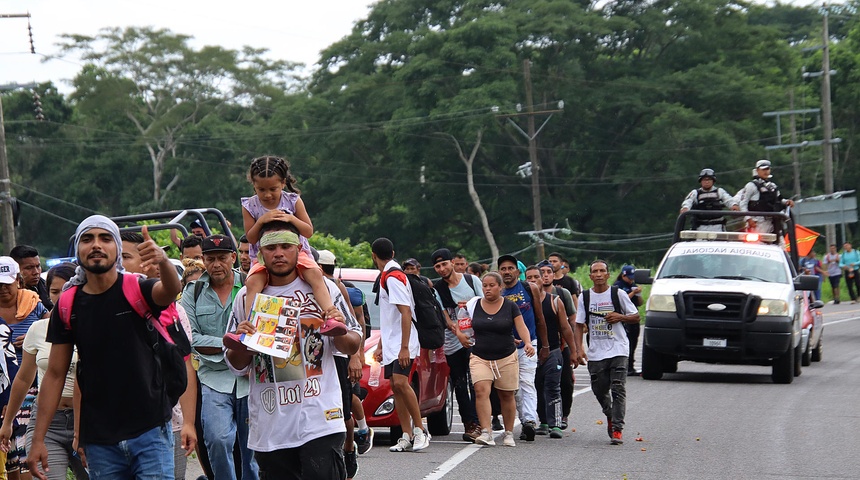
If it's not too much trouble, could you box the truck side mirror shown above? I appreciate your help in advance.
[634,269,653,285]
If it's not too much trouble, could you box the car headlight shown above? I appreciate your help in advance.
[648,294,676,312]
[374,396,395,416]
[758,299,788,316]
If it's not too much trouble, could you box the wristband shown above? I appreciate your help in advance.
[540,346,549,350]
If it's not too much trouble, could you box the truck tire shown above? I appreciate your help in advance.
[641,344,664,380]
[772,345,795,384]
[801,339,812,367]
[663,358,679,374]
[811,335,823,362]
[793,341,802,377]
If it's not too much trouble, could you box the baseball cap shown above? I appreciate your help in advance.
[317,249,336,266]
[497,254,518,268]
[755,159,771,169]
[621,265,635,277]
[201,234,235,253]
[430,248,453,265]
[402,258,420,268]
[0,257,20,284]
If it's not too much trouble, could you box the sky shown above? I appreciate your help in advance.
[0,0,377,91]
[0,0,828,94]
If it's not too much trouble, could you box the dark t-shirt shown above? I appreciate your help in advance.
[471,299,521,361]
[47,274,169,444]
[553,275,580,296]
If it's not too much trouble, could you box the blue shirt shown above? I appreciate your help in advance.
[503,281,536,348]
[181,272,249,397]
[7,301,48,365]
[840,249,860,272]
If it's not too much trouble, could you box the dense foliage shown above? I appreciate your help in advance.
[3,0,859,269]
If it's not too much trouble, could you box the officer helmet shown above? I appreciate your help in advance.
[698,168,716,182]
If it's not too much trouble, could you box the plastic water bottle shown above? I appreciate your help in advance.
[368,361,381,387]
[456,306,474,345]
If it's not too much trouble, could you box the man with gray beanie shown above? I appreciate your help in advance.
[28,216,191,479]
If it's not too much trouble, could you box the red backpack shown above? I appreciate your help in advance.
[58,273,191,405]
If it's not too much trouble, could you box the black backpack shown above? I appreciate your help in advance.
[379,267,447,349]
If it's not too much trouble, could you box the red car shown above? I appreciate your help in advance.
[799,290,824,366]
[336,268,453,440]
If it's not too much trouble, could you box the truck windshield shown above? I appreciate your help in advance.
[658,254,788,284]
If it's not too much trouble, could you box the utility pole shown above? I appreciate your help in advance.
[821,4,836,244]
[523,60,544,260]
[500,60,563,262]
[789,90,800,198]
[0,12,36,251]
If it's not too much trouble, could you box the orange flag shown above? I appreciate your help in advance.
[784,224,820,257]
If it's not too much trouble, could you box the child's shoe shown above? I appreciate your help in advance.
[319,317,347,336]
[223,333,249,352]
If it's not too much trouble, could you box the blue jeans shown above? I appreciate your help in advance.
[201,384,259,480]
[83,422,173,479]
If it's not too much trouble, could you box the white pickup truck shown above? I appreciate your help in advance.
[635,211,820,384]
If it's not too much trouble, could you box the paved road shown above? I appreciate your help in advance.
[186,302,860,479]
[351,302,860,480]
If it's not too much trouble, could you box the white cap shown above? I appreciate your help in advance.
[0,257,20,284]
[317,250,336,266]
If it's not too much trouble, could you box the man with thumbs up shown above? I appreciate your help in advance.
[28,217,186,480]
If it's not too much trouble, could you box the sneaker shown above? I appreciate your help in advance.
[611,430,623,445]
[606,418,613,439]
[356,428,374,455]
[319,318,348,336]
[222,333,248,351]
[491,416,503,432]
[521,421,536,442]
[502,431,516,447]
[475,430,495,446]
[535,423,549,436]
[549,427,563,439]
[344,449,358,479]
[411,427,430,451]
[389,433,412,452]
[560,417,568,430]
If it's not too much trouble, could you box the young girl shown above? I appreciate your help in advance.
[241,155,345,336]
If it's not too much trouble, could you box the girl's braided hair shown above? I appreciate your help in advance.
[248,155,300,194]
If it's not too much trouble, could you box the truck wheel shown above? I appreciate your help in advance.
[801,339,812,367]
[793,341,803,377]
[811,335,823,362]
[641,344,664,380]
[663,358,679,374]
[772,346,795,384]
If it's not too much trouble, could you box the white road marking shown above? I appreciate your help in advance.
[824,316,860,327]
[422,385,594,479]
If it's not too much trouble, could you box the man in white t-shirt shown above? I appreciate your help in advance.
[225,221,362,480]
[370,237,430,453]
[574,260,640,446]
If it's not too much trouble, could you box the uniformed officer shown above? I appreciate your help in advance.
[738,159,794,234]
[680,168,739,231]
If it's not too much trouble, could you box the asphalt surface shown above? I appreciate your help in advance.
[187,301,860,479]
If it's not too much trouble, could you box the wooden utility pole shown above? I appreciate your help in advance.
[789,90,800,198]
[0,96,15,251]
[523,60,544,260]
[821,4,836,243]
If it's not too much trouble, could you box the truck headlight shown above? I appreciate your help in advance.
[648,295,676,312]
[758,300,788,316]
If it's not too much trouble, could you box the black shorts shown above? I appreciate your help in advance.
[383,358,414,379]
[334,356,352,422]
[829,274,842,289]
[256,432,346,480]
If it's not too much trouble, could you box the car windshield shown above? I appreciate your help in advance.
[344,279,380,329]
[658,252,788,284]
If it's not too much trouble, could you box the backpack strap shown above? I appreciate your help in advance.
[193,280,205,303]
[464,274,480,296]
[520,280,535,311]
[121,274,175,346]
[433,278,456,309]
[610,286,622,314]
[57,286,79,329]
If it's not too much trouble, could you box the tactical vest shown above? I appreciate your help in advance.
[748,178,779,212]
[692,188,725,227]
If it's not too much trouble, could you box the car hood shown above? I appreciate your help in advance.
[650,278,793,301]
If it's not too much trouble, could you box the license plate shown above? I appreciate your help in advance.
[703,338,727,348]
